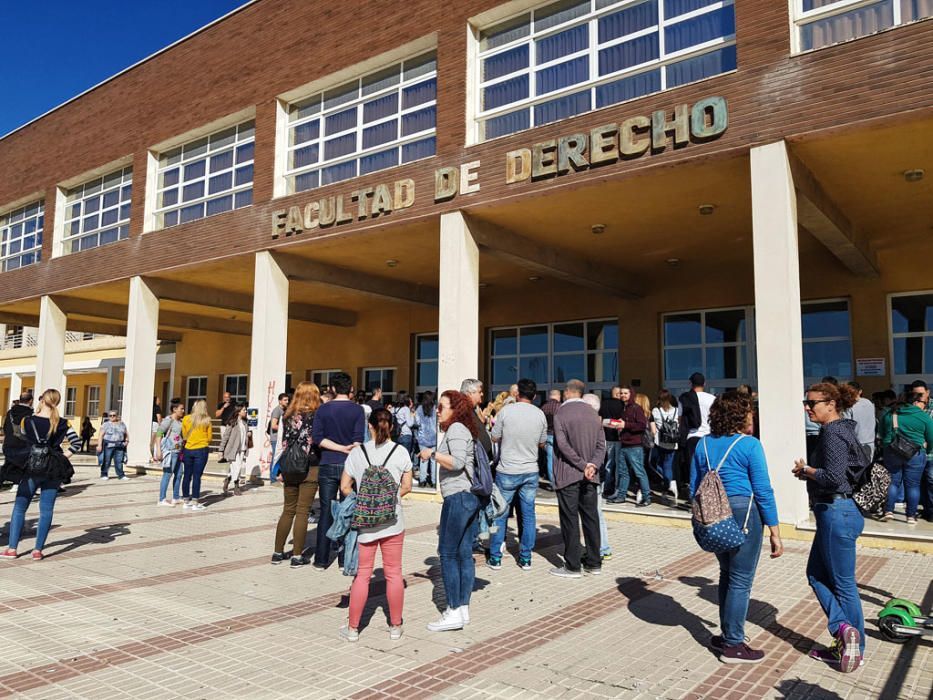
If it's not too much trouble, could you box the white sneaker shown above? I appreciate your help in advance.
[635,490,643,505]
[388,625,403,641]
[157,500,174,507]
[189,503,206,511]
[338,625,359,642]
[458,605,470,625]
[426,607,463,632]
[182,500,192,509]
[119,476,130,481]
[100,476,109,481]
[669,480,678,501]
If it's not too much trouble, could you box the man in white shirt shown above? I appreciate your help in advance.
[678,373,714,497]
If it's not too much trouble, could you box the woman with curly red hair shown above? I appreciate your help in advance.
[419,389,480,632]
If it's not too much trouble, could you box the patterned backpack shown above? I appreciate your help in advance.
[692,435,753,554]
[351,443,401,529]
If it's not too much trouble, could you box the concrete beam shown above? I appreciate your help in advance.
[142,277,356,327]
[787,149,879,278]
[0,311,181,342]
[464,217,641,299]
[271,252,437,307]
[50,296,252,336]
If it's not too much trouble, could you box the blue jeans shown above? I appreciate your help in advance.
[159,452,182,501]
[604,441,621,496]
[883,446,926,518]
[314,464,344,567]
[616,446,650,503]
[270,440,279,481]
[654,447,676,482]
[438,490,481,609]
[924,458,933,517]
[182,447,209,499]
[100,443,126,478]
[714,495,763,646]
[489,472,538,561]
[8,476,62,551]
[807,498,865,654]
[397,434,413,458]
[597,484,611,555]
[545,434,555,485]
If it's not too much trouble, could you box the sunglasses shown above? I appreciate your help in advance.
[801,399,830,410]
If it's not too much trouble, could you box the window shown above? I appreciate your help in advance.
[224,375,248,404]
[285,51,437,193]
[310,369,342,390]
[889,292,933,386]
[489,318,619,394]
[794,0,932,52]
[662,306,753,394]
[415,334,439,395]
[362,367,396,399]
[802,299,852,384]
[87,386,101,417]
[62,167,132,253]
[117,385,124,415]
[0,200,43,271]
[155,121,254,229]
[186,376,208,412]
[65,387,77,417]
[285,372,294,395]
[474,0,736,141]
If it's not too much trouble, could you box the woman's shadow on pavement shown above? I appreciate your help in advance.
[41,523,131,558]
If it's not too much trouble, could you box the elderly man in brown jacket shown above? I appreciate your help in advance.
[551,379,607,578]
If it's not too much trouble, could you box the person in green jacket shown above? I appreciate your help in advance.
[877,391,933,524]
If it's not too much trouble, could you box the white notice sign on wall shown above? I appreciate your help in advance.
[855,358,886,377]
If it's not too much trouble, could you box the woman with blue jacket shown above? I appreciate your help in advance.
[691,391,783,664]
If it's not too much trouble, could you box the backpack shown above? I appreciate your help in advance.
[846,435,890,516]
[25,420,69,481]
[657,409,679,449]
[278,418,320,486]
[691,435,752,554]
[390,407,403,440]
[469,439,494,500]
[351,443,401,529]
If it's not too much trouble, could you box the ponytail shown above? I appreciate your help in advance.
[369,408,393,445]
[808,382,859,412]
[39,389,62,436]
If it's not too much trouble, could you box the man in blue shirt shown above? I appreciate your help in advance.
[309,372,366,569]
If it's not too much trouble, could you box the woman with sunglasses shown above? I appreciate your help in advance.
[793,382,866,673]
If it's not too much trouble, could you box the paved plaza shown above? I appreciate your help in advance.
[0,468,929,700]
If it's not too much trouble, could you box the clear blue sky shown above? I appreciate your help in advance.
[0,1,248,137]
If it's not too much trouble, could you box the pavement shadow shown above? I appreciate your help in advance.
[42,522,131,557]
[857,582,896,609]
[56,483,93,497]
[352,568,412,632]
[773,679,843,699]
[678,576,820,653]
[415,555,490,613]
[616,576,718,653]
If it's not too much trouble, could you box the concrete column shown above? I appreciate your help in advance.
[751,141,810,526]
[247,251,289,478]
[34,296,66,398]
[105,366,120,413]
[438,211,480,394]
[9,372,22,402]
[123,277,160,467]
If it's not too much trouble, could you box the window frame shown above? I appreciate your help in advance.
[224,374,249,404]
[361,367,398,400]
[86,386,101,418]
[309,369,343,390]
[59,166,132,255]
[415,333,439,396]
[488,317,620,395]
[0,199,44,272]
[471,0,737,143]
[186,376,208,413]
[801,297,854,386]
[64,387,77,417]
[888,290,933,388]
[790,0,925,53]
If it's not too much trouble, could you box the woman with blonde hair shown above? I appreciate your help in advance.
[273,381,322,567]
[2,389,81,560]
[482,391,510,424]
[181,399,213,511]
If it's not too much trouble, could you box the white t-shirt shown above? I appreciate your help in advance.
[689,391,716,439]
[344,440,412,543]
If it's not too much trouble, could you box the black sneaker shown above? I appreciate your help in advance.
[271,552,286,565]
[636,501,652,508]
[218,458,227,464]
[290,555,311,568]
[709,635,724,651]
[486,557,502,571]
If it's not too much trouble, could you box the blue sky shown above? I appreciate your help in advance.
[0,1,248,137]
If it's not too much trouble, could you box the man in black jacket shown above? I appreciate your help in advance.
[1,392,34,486]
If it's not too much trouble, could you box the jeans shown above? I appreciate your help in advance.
[438,490,481,609]
[556,479,601,572]
[616,446,651,503]
[489,472,538,561]
[807,498,866,655]
[397,434,413,458]
[349,532,405,628]
[100,443,126,478]
[545,435,555,485]
[181,447,209,500]
[314,464,344,567]
[269,440,279,481]
[275,466,319,555]
[654,447,676,482]
[8,476,62,551]
[159,452,182,502]
[883,446,926,518]
[604,441,621,496]
[924,458,933,519]
[714,495,764,646]
[597,484,611,555]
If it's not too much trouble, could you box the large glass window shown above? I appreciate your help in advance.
[0,200,43,271]
[310,369,342,390]
[62,167,131,253]
[489,318,619,394]
[415,334,439,395]
[285,52,437,194]
[794,0,932,52]
[186,376,208,413]
[890,292,933,382]
[87,386,101,417]
[363,367,397,400]
[662,306,753,393]
[802,299,852,383]
[155,121,254,229]
[224,375,248,404]
[475,0,736,141]
[65,387,77,417]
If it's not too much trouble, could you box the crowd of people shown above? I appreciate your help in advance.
[3,366,933,675]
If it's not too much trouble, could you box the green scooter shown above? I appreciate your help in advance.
[878,599,933,644]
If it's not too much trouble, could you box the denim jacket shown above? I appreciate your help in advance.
[326,492,359,576]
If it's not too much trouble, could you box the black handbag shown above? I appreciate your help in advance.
[888,413,921,460]
[25,421,70,480]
